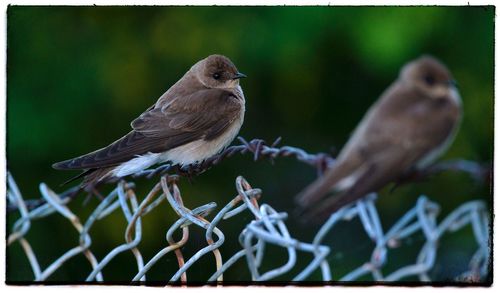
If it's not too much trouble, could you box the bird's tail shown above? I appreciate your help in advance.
[295,172,337,210]
[60,169,95,186]
[57,167,115,193]
[294,163,370,223]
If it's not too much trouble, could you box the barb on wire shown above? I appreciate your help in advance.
[7,137,489,214]
[132,136,336,180]
[133,137,490,184]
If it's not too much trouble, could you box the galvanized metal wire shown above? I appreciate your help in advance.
[7,176,490,283]
[6,138,491,283]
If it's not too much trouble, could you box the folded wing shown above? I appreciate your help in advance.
[52,89,242,170]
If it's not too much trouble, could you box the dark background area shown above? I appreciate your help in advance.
[6,6,493,282]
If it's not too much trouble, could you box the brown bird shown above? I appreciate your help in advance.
[53,54,247,190]
[295,55,462,221]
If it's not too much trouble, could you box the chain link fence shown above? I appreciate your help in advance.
[6,138,492,284]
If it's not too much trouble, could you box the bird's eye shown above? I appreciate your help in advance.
[424,75,435,86]
[212,72,221,80]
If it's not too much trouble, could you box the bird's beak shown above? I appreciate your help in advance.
[232,72,247,80]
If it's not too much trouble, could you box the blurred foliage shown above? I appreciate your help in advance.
[6,6,493,282]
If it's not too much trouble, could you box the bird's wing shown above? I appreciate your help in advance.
[53,88,242,170]
[296,86,459,218]
[299,143,430,221]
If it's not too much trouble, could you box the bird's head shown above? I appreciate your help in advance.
[193,54,246,89]
[400,55,458,100]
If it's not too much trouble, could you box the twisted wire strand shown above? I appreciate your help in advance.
[7,137,488,213]
[7,172,490,283]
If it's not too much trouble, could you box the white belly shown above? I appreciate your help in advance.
[111,125,242,178]
[159,114,244,165]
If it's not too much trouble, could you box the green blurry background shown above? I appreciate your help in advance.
[7,6,493,282]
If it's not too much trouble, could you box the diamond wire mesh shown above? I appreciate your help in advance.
[6,138,491,283]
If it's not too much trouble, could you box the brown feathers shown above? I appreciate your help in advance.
[295,56,462,222]
[53,55,246,189]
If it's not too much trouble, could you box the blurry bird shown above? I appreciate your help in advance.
[295,56,462,221]
[53,54,247,190]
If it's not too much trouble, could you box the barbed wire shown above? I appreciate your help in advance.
[6,137,489,213]
[7,169,491,283]
[131,136,337,179]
